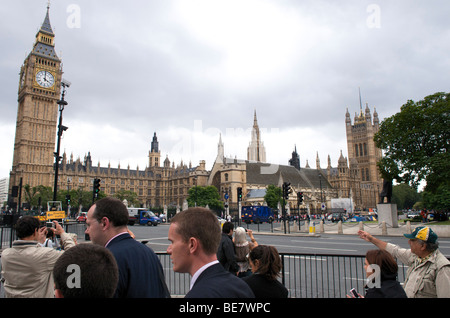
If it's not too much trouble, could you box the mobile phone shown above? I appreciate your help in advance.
[350,288,360,298]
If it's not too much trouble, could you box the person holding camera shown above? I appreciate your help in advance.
[234,227,258,278]
[1,216,76,298]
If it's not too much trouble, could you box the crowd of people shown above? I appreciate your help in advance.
[0,198,449,298]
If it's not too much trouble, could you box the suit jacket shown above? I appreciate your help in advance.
[107,233,169,298]
[186,263,255,298]
[217,233,238,273]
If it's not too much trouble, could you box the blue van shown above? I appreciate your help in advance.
[242,206,274,224]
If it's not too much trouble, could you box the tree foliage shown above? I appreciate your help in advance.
[392,183,422,210]
[264,184,282,209]
[374,92,449,210]
[113,189,140,207]
[21,184,105,212]
[187,185,224,211]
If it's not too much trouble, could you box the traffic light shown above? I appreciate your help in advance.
[237,187,242,202]
[282,182,291,200]
[65,194,71,205]
[297,192,303,204]
[93,178,101,199]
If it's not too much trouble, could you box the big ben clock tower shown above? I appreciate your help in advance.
[10,5,63,197]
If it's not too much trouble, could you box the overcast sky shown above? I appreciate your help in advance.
[1,0,449,180]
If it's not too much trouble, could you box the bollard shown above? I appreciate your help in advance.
[406,220,411,234]
[309,221,316,235]
[381,221,387,235]
[319,220,324,233]
[337,220,343,234]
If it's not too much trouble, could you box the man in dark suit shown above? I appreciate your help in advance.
[167,207,254,298]
[86,197,169,298]
[217,221,239,274]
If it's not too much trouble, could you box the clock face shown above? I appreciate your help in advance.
[35,70,55,88]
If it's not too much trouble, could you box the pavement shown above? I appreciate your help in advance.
[268,220,450,238]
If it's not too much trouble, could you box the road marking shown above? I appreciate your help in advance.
[274,244,357,252]
[289,239,373,247]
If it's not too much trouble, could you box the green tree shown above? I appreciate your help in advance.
[264,184,282,210]
[113,190,140,207]
[392,183,422,210]
[374,92,449,210]
[28,185,53,209]
[187,186,224,211]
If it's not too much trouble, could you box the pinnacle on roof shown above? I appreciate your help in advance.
[40,3,54,36]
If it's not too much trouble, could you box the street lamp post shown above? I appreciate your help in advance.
[52,79,70,201]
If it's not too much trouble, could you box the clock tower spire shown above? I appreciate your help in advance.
[10,4,63,200]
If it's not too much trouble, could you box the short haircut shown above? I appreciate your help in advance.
[15,216,41,239]
[222,221,234,234]
[171,207,221,255]
[249,245,282,281]
[53,243,119,298]
[92,197,129,227]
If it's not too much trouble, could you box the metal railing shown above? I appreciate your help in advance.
[1,223,412,298]
[156,252,409,298]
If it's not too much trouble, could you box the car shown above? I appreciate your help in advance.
[329,213,346,223]
[407,211,419,219]
[76,212,87,223]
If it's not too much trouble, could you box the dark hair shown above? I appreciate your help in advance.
[171,207,221,255]
[248,245,282,281]
[222,221,234,234]
[92,197,129,227]
[53,243,119,298]
[365,249,398,276]
[15,216,41,239]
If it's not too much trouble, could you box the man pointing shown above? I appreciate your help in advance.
[358,226,450,298]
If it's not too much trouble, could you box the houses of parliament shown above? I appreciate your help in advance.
[8,7,383,213]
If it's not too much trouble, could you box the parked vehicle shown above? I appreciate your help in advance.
[328,212,346,223]
[127,208,161,226]
[76,212,87,223]
[242,206,274,224]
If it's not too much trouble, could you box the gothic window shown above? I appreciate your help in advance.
[364,143,368,156]
[355,144,359,157]
[359,144,363,157]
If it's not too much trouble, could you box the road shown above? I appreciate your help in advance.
[129,223,450,257]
